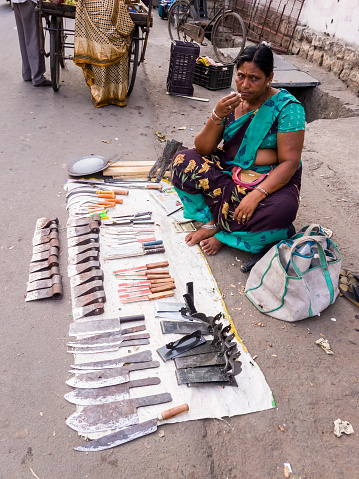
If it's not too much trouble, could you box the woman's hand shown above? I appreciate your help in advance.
[214,92,241,120]
[233,190,264,224]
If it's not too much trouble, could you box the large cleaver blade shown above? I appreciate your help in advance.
[66,393,173,433]
[66,361,160,388]
[74,404,189,451]
[64,377,161,405]
[70,350,152,370]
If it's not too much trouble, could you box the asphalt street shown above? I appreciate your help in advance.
[1,3,359,478]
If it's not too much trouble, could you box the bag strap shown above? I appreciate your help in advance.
[289,237,335,304]
[299,224,323,237]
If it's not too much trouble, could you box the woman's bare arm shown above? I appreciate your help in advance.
[195,92,242,156]
[194,119,224,155]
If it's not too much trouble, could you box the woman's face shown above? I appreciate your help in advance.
[235,61,273,102]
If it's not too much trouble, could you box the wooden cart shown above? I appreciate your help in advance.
[37,0,153,93]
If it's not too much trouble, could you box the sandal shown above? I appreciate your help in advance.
[339,268,359,308]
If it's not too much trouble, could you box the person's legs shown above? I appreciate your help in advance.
[13,2,32,81]
[20,0,46,85]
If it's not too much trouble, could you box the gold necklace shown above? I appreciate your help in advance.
[240,87,271,116]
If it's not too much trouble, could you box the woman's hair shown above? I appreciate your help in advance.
[236,43,274,77]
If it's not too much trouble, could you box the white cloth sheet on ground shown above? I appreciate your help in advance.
[65,180,274,437]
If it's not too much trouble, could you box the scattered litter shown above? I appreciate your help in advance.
[331,317,337,322]
[315,338,334,355]
[115,137,118,140]
[252,355,258,360]
[284,463,292,477]
[158,430,165,438]
[155,131,166,142]
[278,425,285,432]
[230,284,236,288]
[178,126,186,130]
[30,468,41,479]
[39,411,43,416]
[190,128,193,131]
[101,140,111,144]
[8,245,15,250]
[272,354,278,358]
[235,257,241,262]
[333,419,354,437]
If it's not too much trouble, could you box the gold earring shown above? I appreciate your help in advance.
[267,82,270,86]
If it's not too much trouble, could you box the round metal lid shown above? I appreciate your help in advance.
[67,155,110,176]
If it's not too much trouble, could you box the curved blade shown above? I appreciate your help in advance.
[75,419,158,451]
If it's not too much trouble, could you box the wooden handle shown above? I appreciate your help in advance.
[97,192,116,199]
[113,189,129,195]
[146,269,170,276]
[158,403,189,421]
[146,261,169,269]
[145,184,162,190]
[146,274,171,280]
[112,198,123,204]
[97,200,116,206]
[150,278,175,284]
[148,291,174,300]
[150,283,176,293]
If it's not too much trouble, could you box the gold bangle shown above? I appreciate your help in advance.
[210,113,223,126]
[254,185,269,196]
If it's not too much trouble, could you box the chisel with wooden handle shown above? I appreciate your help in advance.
[113,261,169,274]
[118,283,176,298]
[120,290,174,303]
[74,403,189,451]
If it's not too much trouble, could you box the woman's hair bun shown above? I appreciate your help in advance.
[261,41,272,48]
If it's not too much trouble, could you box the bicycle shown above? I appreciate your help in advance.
[167,0,246,64]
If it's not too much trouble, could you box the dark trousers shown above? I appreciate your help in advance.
[13,0,46,85]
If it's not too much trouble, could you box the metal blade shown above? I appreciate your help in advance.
[69,318,119,337]
[176,366,237,386]
[66,393,172,433]
[174,352,225,369]
[161,321,211,335]
[64,377,161,405]
[68,338,150,354]
[154,301,185,312]
[66,361,160,388]
[74,418,158,451]
[70,350,152,370]
[67,332,149,348]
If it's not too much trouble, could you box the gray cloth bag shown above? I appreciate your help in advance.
[245,226,342,322]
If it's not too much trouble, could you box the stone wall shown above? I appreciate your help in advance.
[291,27,359,97]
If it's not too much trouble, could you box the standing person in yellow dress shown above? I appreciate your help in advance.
[74,0,134,107]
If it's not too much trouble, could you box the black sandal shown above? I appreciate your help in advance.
[339,269,359,308]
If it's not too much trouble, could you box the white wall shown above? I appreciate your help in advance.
[299,0,359,46]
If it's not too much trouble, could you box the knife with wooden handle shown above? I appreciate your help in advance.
[74,403,189,451]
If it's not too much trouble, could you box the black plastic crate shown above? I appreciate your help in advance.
[193,62,235,90]
[167,41,200,96]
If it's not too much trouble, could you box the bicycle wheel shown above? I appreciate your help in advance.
[127,26,139,96]
[50,16,61,91]
[168,0,197,42]
[212,11,246,64]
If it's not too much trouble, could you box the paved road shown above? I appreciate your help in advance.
[1,3,359,478]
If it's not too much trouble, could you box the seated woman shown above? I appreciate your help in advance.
[171,43,305,255]
[74,0,134,107]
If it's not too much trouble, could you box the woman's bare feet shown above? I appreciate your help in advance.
[185,225,219,246]
[200,237,224,255]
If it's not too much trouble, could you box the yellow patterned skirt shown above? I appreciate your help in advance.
[74,0,134,107]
